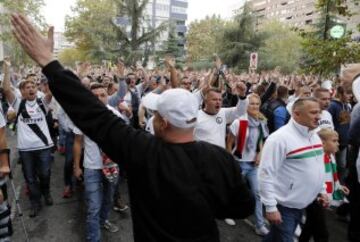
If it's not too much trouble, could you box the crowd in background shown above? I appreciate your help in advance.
[0,53,359,242]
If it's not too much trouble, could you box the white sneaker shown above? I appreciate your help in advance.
[294,225,302,237]
[255,225,269,236]
[224,218,236,226]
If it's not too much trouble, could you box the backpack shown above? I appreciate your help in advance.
[14,98,53,145]
[261,99,286,133]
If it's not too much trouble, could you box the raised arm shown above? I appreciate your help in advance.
[108,61,127,108]
[11,13,153,165]
[2,58,16,105]
[223,82,248,124]
[164,56,178,88]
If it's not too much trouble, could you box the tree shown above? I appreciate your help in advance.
[0,0,46,65]
[301,0,360,75]
[186,15,226,62]
[161,25,182,58]
[65,0,168,65]
[258,21,303,73]
[219,3,264,72]
[112,0,168,65]
[58,48,86,67]
[65,0,118,62]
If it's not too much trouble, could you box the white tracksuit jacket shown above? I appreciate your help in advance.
[258,118,326,212]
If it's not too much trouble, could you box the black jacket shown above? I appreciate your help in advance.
[43,61,254,242]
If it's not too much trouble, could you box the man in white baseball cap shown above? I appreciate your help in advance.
[141,89,198,138]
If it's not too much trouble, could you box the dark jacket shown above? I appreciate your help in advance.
[349,103,360,147]
[328,100,352,148]
[43,61,255,242]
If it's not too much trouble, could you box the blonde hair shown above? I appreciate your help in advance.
[247,93,266,120]
[247,93,261,103]
[318,128,338,141]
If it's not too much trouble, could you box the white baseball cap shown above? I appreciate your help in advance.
[141,89,199,129]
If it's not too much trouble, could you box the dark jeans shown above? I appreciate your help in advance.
[64,131,75,187]
[347,145,360,242]
[19,148,52,206]
[263,205,303,242]
[336,147,348,184]
[299,200,329,242]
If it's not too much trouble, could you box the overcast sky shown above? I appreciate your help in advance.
[42,0,244,32]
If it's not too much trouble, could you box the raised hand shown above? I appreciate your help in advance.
[11,13,54,67]
[164,56,175,71]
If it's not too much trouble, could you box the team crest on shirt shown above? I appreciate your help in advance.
[216,117,223,124]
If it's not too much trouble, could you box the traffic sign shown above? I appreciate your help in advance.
[330,25,345,39]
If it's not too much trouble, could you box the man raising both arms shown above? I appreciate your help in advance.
[10,14,255,242]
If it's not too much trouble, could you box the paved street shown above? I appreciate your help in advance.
[6,133,348,242]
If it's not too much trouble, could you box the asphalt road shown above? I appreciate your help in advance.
[7,133,348,242]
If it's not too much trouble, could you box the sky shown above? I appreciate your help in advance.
[42,0,245,32]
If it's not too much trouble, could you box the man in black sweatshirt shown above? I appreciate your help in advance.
[10,14,254,242]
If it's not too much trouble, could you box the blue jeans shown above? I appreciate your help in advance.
[84,168,116,242]
[263,205,303,242]
[239,162,265,229]
[64,131,75,187]
[58,126,66,147]
[19,148,52,206]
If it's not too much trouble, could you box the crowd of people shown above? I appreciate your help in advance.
[0,13,358,242]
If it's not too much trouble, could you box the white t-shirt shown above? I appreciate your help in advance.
[12,97,54,151]
[145,115,155,135]
[229,118,257,162]
[73,105,123,169]
[318,110,334,130]
[0,107,6,129]
[194,110,228,148]
[194,99,248,148]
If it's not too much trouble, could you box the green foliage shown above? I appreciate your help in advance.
[65,0,118,62]
[219,3,264,72]
[186,15,226,62]
[301,0,360,76]
[65,0,168,65]
[0,0,46,65]
[58,48,87,67]
[162,25,182,58]
[301,35,360,75]
[258,20,303,74]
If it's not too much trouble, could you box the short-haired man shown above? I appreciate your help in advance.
[10,14,255,242]
[2,58,54,217]
[73,83,121,241]
[194,85,247,149]
[259,98,328,241]
[313,88,334,130]
[194,85,247,226]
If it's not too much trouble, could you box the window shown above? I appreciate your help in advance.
[176,20,185,25]
[171,6,187,14]
[305,19,313,24]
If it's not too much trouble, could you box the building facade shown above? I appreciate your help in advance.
[53,32,74,58]
[116,0,188,51]
[250,0,318,28]
[249,0,360,36]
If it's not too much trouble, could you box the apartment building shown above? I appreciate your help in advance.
[249,0,359,36]
[116,0,188,50]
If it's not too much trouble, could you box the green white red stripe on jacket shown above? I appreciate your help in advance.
[286,144,323,160]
